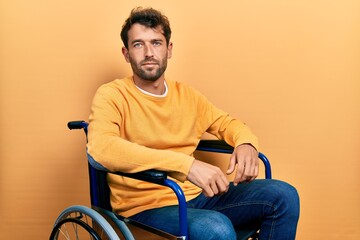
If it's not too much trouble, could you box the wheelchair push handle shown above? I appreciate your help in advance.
[68,121,88,130]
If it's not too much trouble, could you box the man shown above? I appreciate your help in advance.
[87,7,299,240]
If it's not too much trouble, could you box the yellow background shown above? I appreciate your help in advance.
[1,0,359,239]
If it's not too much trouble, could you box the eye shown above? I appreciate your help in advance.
[153,41,162,46]
[133,42,143,48]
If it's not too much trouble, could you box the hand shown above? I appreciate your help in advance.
[187,160,229,197]
[226,144,259,185]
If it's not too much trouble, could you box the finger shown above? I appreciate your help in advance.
[250,157,259,181]
[209,169,229,195]
[245,155,259,182]
[243,155,253,182]
[233,159,245,186]
[248,155,257,181]
[217,173,230,194]
[226,155,236,175]
[203,184,214,197]
[210,181,219,196]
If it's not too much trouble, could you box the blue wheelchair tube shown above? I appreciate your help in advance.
[258,152,272,179]
[163,179,188,239]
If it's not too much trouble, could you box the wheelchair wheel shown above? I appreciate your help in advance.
[50,205,120,240]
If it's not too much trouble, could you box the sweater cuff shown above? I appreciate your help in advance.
[168,157,194,182]
[234,136,259,151]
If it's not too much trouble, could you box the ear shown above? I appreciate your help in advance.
[167,42,173,59]
[122,47,130,63]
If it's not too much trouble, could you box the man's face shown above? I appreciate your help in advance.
[122,23,172,82]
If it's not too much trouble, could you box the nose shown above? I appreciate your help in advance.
[144,44,154,58]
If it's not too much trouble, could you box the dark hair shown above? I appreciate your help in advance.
[120,7,172,49]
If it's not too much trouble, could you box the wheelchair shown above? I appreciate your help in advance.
[49,121,272,240]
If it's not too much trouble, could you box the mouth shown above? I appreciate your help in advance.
[141,60,159,65]
[142,62,158,66]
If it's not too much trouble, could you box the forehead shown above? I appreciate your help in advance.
[127,23,165,42]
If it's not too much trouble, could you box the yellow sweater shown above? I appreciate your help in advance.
[87,77,258,217]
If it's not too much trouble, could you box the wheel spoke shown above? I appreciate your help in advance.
[49,206,120,240]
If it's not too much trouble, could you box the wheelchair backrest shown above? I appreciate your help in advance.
[68,121,112,211]
[88,163,112,210]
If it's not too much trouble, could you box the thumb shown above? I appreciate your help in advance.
[226,156,236,175]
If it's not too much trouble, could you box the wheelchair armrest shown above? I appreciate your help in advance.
[196,139,234,153]
[112,169,168,185]
[111,169,188,236]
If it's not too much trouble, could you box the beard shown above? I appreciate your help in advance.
[130,57,168,82]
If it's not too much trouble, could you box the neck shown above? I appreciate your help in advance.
[132,76,166,95]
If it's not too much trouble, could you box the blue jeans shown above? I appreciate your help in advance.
[131,179,300,240]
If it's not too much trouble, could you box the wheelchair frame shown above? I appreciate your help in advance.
[49,120,272,240]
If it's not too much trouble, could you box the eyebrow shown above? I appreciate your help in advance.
[131,38,164,44]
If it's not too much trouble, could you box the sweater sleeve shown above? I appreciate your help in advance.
[196,90,259,150]
[87,84,194,182]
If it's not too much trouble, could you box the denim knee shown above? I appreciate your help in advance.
[266,180,300,222]
[188,211,236,240]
